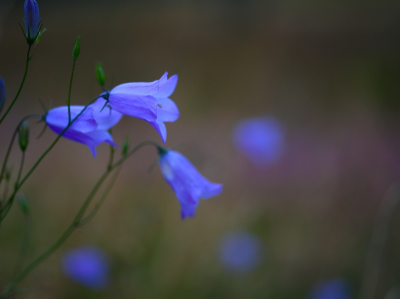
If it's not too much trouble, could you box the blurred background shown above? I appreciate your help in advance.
[1,0,400,298]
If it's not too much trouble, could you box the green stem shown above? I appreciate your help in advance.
[67,61,76,123]
[0,115,42,189]
[0,140,161,297]
[78,165,122,226]
[0,98,99,222]
[0,46,31,125]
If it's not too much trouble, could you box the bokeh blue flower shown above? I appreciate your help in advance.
[232,116,285,166]
[308,278,351,299]
[219,231,262,271]
[61,247,110,290]
[0,77,5,113]
[158,149,223,219]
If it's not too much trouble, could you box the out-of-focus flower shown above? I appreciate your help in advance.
[24,0,40,44]
[46,99,122,157]
[158,149,223,219]
[62,247,109,290]
[232,116,285,166]
[219,231,261,271]
[308,278,351,299]
[0,77,5,113]
[102,72,179,143]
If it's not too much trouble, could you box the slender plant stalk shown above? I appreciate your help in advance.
[0,140,161,298]
[359,183,400,299]
[0,46,31,125]
[0,98,99,222]
[67,61,76,123]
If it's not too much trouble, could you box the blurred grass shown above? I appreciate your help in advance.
[1,0,400,298]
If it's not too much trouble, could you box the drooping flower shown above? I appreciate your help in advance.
[232,116,285,166]
[158,149,222,219]
[308,278,351,299]
[61,247,110,290]
[219,231,262,272]
[46,99,122,157]
[24,0,40,44]
[103,72,179,143]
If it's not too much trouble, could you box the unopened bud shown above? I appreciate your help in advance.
[18,121,29,152]
[18,194,30,214]
[122,138,130,155]
[72,36,81,61]
[36,28,46,44]
[0,77,5,113]
[95,63,106,87]
[24,0,40,45]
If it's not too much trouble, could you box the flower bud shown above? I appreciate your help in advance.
[18,121,29,152]
[95,63,106,87]
[36,28,46,44]
[18,194,30,214]
[72,36,81,61]
[24,0,40,45]
[122,137,130,155]
[0,77,5,114]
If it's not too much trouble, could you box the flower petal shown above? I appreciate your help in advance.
[157,98,179,122]
[46,106,97,133]
[109,94,157,122]
[149,121,167,144]
[91,98,123,130]
[155,73,178,98]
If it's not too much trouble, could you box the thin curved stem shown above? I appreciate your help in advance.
[0,46,31,125]
[359,183,400,299]
[67,61,76,123]
[0,140,161,297]
[0,115,42,187]
[0,98,99,222]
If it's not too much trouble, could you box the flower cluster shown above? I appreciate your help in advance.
[45,71,222,218]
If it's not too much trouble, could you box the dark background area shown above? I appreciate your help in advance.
[1,0,400,298]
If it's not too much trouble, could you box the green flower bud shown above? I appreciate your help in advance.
[72,36,81,61]
[18,121,29,152]
[36,28,47,44]
[95,63,106,87]
[17,194,30,214]
[122,137,130,155]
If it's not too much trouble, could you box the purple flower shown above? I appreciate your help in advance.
[233,116,285,166]
[24,0,40,43]
[219,231,261,271]
[45,99,122,157]
[158,149,223,219]
[104,72,179,143]
[308,278,351,299]
[62,247,109,290]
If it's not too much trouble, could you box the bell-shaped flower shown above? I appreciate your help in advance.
[104,72,179,143]
[158,149,223,219]
[46,99,122,157]
[62,246,110,290]
[24,0,40,44]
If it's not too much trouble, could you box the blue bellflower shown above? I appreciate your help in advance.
[24,0,40,44]
[308,278,351,299]
[103,72,179,143]
[233,116,285,166]
[219,231,261,271]
[45,99,122,157]
[158,149,223,219]
[62,247,110,290]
